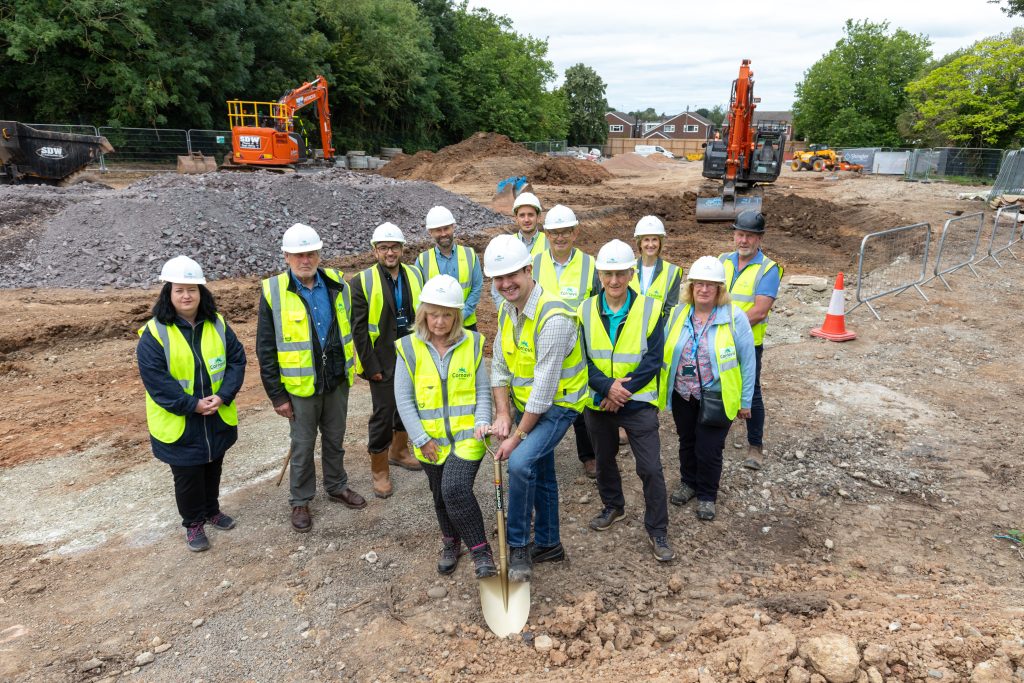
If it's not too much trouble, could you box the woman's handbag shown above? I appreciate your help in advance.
[695,355,732,427]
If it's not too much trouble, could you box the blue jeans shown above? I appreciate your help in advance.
[505,405,579,548]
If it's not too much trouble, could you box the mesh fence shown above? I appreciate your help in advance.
[519,140,567,154]
[980,204,1023,266]
[905,148,1004,182]
[851,222,931,319]
[990,149,1024,197]
[98,127,189,170]
[186,129,232,163]
[927,212,986,289]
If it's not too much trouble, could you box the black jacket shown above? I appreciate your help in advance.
[256,269,351,407]
[349,263,416,381]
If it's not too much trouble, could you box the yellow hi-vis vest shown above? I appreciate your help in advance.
[659,303,743,419]
[579,293,663,410]
[354,263,423,349]
[138,314,238,444]
[395,332,485,465]
[719,253,783,346]
[415,244,479,326]
[629,259,682,305]
[260,268,356,397]
[521,230,548,257]
[499,287,588,413]
[532,248,597,308]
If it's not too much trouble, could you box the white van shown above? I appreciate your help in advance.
[634,144,674,159]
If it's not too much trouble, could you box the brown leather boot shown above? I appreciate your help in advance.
[388,431,422,471]
[370,449,393,499]
[742,444,764,470]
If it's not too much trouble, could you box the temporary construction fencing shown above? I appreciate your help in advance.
[990,149,1024,198]
[926,211,986,290]
[978,204,1023,267]
[905,148,1005,183]
[850,222,931,320]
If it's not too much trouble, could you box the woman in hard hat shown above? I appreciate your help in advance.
[631,215,683,308]
[394,274,496,579]
[660,256,755,522]
[136,256,247,552]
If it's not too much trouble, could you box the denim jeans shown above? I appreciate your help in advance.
[505,405,579,548]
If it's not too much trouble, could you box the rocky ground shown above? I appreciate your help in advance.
[0,158,1023,682]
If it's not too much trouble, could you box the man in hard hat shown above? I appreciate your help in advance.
[531,204,600,478]
[350,223,425,498]
[257,223,365,533]
[487,234,587,582]
[415,206,483,331]
[490,192,548,310]
[579,239,673,562]
[719,210,782,470]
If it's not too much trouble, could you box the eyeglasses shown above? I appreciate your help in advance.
[375,244,402,253]
[692,281,719,290]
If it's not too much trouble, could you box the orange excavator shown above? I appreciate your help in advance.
[696,60,786,221]
[224,75,335,169]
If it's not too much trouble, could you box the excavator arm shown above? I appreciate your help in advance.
[279,76,335,160]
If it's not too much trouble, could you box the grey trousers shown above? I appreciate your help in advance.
[288,384,350,507]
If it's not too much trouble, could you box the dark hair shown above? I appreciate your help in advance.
[152,282,219,324]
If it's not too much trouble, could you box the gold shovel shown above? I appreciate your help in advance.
[478,445,531,637]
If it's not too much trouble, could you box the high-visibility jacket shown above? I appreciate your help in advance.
[354,263,423,349]
[532,248,597,308]
[659,303,743,419]
[719,252,783,346]
[521,231,548,257]
[415,245,479,326]
[260,268,356,396]
[138,314,238,443]
[629,259,682,305]
[499,288,588,413]
[579,293,663,410]
[395,332,485,465]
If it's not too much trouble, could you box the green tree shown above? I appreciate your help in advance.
[905,29,1024,148]
[696,105,726,127]
[793,19,931,146]
[995,0,1024,15]
[561,63,608,145]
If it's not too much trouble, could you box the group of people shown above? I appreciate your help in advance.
[136,192,781,583]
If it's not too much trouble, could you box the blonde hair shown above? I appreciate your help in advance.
[634,235,663,258]
[681,281,731,307]
[414,303,465,346]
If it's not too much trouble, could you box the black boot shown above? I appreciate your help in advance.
[507,545,532,582]
[471,544,497,579]
[437,537,461,575]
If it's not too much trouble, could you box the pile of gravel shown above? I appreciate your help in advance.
[0,169,510,288]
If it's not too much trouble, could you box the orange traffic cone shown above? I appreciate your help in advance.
[810,273,857,342]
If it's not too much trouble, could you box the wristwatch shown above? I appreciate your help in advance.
[515,429,528,440]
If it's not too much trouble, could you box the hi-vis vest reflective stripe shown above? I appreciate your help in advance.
[415,245,479,326]
[138,314,238,444]
[719,253,783,346]
[579,293,663,410]
[522,231,548,257]
[355,264,423,348]
[395,332,485,465]
[659,304,743,419]
[532,248,597,308]
[629,259,682,304]
[500,288,588,413]
[261,269,356,397]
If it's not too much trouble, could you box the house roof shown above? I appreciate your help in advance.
[753,110,793,124]
[641,111,712,137]
[606,111,636,125]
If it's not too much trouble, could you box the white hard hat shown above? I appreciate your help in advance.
[160,255,207,285]
[596,239,637,271]
[512,192,542,213]
[419,274,464,308]
[370,222,406,246]
[425,206,456,231]
[544,204,578,230]
[687,255,726,284]
[281,223,323,253]
[634,215,666,237]
[483,234,532,277]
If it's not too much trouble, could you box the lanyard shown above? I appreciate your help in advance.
[393,269,404,313]
[687,312,712,366]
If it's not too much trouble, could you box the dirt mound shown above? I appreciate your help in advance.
[530,157,611,186]
[380,132,539,183]
[646,153,679,164]
[622,191,698,223]
[600,153,666,175]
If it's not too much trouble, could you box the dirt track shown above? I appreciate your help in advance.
[2,162,1023,682]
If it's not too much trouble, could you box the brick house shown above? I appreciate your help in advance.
[752,111,793,140]
[605,111,637,138]
[642,111,713,140]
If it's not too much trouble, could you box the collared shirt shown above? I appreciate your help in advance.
[491,285,579,414]
[724,249,781,298]
[291,270,332,350]
[519,231,541,250]
[431,245,483,320]
[600,289,632,346]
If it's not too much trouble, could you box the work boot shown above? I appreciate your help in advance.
[327,487,367,510]
[369,449,393,498]
[531,542,565,563]
[508,546,532,583]
[696,500,716,521]
[291,505,312,533]
[388,431,422,471]
[185,522,209,552]
[437,537,461,575]
[206,511,236,531]
[583,458,597,479]
[648,535,675,562]
[589,506,625,531]
[742,444,764,470]
[670,482,696,506]
[471,543,497,579]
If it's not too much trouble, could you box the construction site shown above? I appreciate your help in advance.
[0,125,1023,683]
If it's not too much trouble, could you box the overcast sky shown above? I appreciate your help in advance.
[468,0,1022,114]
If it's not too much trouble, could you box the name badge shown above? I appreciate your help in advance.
[681,364,696,377]
[396,314,409,329]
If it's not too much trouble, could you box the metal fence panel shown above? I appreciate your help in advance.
[186,129,232,163]
[872,151,910,175]
[851,222,931,320]
[980,204,1022,267]
[927,212,986,289]
[519,140,567,154]
[98,127,188,170]
[990,149,1024,197]
[906,147,1004,182]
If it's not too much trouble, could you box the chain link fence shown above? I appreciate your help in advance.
[850,223,932,320]
[926,212,986,290]
[905,148,1005,183]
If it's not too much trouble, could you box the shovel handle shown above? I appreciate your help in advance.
[275,447,293,487]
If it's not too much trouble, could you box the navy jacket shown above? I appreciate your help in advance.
[137,316,247,466]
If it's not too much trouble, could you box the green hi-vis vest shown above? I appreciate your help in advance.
[354,263,423,349]
[579,293,663,410]
[261,268,356,397]
[659,304,743,419]
[415,245,479,326]
[522,230,548,257]
[499,288,588,413]
[532,248,597,308]
[138,314,237,444]
[719,253,783,346]
[395,332,485,465]
[629,259,682,305]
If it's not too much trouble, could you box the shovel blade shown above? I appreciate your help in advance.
[695,194,762,222]
[478,576,530,638]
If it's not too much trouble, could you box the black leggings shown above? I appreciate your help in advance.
[169,459,223,527]
[422,454,486,549]
[671,392,731,502]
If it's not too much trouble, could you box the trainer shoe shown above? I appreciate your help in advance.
[508,546,532,583]
[437,537,461,575]
[470,544,497,579]
[589,506,625,531]
[696,500,716,521]
[531,542,566,563]
[207,512,236,531]
[186,523,210,552]
[670,482,696,506]
[649,535,675,562]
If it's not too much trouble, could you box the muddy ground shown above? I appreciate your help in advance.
[1,161,1023,683]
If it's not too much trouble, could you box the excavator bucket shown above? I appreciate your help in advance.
[177,152,217,174]
[695,194,763,222]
